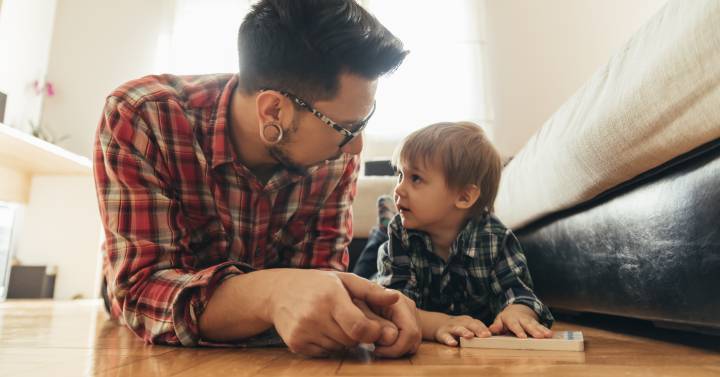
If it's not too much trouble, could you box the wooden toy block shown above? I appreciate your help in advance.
[460,331,584,351]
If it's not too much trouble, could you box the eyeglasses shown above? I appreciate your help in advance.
[262,89,376,148]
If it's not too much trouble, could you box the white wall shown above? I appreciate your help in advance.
[14,175,102,300]
[485,0,668,157]
[0,0,57,132]
[41,0,175,158]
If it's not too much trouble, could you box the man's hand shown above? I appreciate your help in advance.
[268,270,402,357]
[488,304,553,339]
[198,269,419,358]
[199,269,402,358]
[361,290,422,358]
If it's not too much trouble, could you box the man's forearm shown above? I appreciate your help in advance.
[198,270,278,342]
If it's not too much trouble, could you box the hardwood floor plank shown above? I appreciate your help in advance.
[1,300,719,377]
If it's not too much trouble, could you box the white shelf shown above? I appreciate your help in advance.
[0,123,91,176]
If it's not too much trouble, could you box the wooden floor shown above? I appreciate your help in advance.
[1,300,719,376]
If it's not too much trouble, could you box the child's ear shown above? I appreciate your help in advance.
[455,184,481,210]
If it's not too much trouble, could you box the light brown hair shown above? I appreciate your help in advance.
[392,121,502,215]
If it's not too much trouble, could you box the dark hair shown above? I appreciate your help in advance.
[238,0,408,101]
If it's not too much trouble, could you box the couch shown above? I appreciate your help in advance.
[493,0,720,334]
[352,0,720,335]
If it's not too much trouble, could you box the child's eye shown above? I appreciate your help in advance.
[411,174,422,183]
[397,171,404,182]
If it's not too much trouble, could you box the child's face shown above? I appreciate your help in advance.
[394,159,461,232]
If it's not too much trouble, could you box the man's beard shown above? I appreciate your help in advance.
[266,117,308,175]
[266,118,344,175]
[268,144,307,175]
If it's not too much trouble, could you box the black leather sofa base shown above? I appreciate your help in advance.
[516,138,720,335]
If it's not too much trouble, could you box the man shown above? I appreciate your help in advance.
[94,0,420,358]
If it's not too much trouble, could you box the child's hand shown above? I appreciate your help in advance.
[434,315,491,347]
[489,304,553,339]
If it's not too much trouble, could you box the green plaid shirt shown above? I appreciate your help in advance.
[375,213,554,327]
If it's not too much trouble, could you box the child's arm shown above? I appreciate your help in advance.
[418,309,491,346]
[373,228,421,303]
[489,230,554,338]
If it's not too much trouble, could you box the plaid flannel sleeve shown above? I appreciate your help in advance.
[489,230,554,328]
[374,230,422,305]
[94,97,251,346]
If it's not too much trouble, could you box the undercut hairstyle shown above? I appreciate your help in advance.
[392,122,503,215]
[238,0,408,102]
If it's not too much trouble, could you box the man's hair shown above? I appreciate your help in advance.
[238,0,408,101]
[392,122,503,215]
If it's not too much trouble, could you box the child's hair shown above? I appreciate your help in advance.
[392,121,503,215]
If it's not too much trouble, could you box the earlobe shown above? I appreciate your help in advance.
[455,184,481,210]
[255,91,289,145]
[259,121,284,145]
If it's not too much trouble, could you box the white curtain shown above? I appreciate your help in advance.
[165,0,490,140]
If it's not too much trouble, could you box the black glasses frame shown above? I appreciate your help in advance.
[263,89,376,147]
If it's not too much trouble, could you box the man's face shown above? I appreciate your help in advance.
[272,73,377,172]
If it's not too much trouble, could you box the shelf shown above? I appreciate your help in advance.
[0,123,91,176]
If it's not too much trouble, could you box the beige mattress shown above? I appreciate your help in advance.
[495,0,720,230]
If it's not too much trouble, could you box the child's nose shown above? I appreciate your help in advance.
[394,182,405,198]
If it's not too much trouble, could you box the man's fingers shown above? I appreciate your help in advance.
[379,325,399,346]
[338,272,399,307]
[327,318,361,347]
[314,335,349,353]
[373,333,417,358]
[352,298,399,346]
[373,298,422,358]
[331,295,383,343]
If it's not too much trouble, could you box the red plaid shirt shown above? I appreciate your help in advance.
[94,74,358,346]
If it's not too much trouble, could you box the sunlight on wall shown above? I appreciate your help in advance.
[364,0,490,140]
[163,0,252,75]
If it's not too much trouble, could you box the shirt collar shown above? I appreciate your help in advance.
[389,213,491,259]
[209,74,239,169]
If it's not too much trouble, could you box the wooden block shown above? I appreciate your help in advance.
[460,331,584,352]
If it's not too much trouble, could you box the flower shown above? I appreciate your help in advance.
[32,80,55,97]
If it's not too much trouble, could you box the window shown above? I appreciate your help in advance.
[162,0,253,75]
[362,0,490,140]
